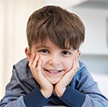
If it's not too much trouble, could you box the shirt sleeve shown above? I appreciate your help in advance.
[59,66,108,107]
[80,70,108,107]
[59,86,85,107]
[23,87,49,107]
[1,96,26,107]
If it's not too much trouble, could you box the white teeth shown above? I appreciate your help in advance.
[45,69,62,73]
[49,70,58,73]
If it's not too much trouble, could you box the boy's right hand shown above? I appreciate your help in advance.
[29,53,53,98]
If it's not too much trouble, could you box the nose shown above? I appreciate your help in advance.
[48,54,60,66]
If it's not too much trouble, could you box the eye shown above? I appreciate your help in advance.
[61,50,71,55]
[38,49,49,54]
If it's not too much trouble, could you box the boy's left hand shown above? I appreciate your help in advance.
[54,59,79,97]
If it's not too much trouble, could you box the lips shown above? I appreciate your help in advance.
[43,68,65,84]
[44,69,63,74]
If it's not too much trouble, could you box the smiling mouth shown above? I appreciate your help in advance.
[44,69,63,74]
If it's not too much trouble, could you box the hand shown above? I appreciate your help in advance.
[29,53,53,98]
[55,59,79,97]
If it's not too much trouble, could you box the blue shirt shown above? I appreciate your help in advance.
[0,58,108,107]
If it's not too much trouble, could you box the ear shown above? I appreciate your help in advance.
[25,47,31,61]
[76,50,81,59]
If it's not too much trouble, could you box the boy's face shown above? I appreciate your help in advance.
[25,39,80,84]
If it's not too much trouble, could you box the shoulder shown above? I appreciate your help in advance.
[12,58,32,79]
[14,58,29,68]
[71,60,95,88]
[75,60,92,79]
[75,60,93,81]
[9,58,37,91]
[13,58,29,73]
[77,60,88,74]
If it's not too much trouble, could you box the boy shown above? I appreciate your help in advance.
[0,5,108,107]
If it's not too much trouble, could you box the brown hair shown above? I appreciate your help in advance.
[26,5,85,50]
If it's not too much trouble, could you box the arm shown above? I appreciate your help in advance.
[54,59,85,107]
[0,65,27,107]
[0,96,26,107]
[58,62,108,107]
[78,69,108,107]
[0,59,49,107]
[28,53,53,98]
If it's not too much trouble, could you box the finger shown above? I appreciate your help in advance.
[29,53,36,68]
[32,54,39,68]
[31,54,40,78]
[29,53,40,76]
[73,59,79,71]
[36,57,42,74]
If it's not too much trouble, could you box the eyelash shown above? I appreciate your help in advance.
[38,49,72,55]
[38,49,49,53]
[61,50,71,55]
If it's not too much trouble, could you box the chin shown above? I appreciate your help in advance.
[49,79,60,84]
[46,76,62,85]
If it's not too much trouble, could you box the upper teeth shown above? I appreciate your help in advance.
[49,70,58,73]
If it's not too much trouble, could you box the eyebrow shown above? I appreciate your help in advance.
[35,45,50,49]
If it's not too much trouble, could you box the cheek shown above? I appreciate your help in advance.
[39,55,47,67]
[64,58,74,72]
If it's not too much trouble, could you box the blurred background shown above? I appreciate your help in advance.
[0,0,108,99]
